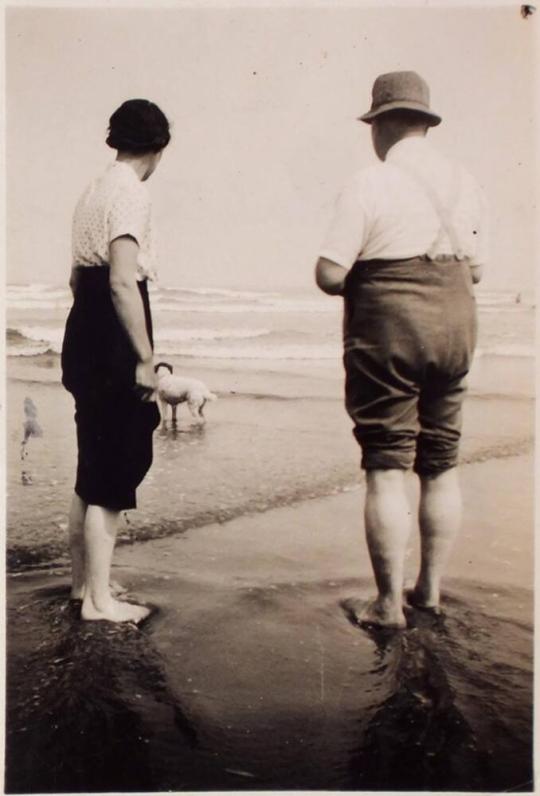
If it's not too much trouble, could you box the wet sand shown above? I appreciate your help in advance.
[6,465,534,790]
[5,359,535,792]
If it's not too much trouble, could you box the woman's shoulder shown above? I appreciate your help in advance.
[108,166,150,209]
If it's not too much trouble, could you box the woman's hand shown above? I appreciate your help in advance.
[69,267,81,298]
[135,359,157,402]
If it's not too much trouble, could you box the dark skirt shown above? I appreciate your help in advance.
[61,266,160,510]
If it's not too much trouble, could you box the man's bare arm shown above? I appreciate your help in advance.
[470,263,483,284]
[315,257,348,296]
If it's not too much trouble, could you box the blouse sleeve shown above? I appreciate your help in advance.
[107,184,151,248]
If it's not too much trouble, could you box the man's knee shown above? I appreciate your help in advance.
[361,447,415,472]
[366,468,408,494]
[419,465,459,489]
[414,451,459,478]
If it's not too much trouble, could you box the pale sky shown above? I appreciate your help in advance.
[6,2,537,291]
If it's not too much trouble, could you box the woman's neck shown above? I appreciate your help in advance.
[116,152,151,181]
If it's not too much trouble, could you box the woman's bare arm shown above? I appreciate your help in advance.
[109,235,156,399]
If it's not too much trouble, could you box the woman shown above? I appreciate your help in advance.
[61,99,170,622]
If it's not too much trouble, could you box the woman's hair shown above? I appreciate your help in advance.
[106,99,171,154]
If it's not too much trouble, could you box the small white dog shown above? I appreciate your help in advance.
[154,362,217,425]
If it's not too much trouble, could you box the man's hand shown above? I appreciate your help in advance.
[315,257,348,296]
[469,263,483,284]
[135,359,157,402]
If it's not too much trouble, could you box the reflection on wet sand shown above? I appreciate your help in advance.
[6,577,533,793]
[157,420,207,442]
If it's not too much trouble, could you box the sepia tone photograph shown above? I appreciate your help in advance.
[4,0,536,792]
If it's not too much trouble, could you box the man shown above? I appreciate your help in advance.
[315,71,488,628]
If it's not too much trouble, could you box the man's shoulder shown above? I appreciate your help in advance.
[343,161,397,193]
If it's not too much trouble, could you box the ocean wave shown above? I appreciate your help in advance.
[7,283,61,293]
[153,300,338,314]
[156,327,271,342]
[7,281,533,314]
[8,289,68,301]
[6,328,55,356]
[10,326,65,348]
[7,319,535,362]
[475,344,535,359]
[6,324,273,356]
[154,343,340,360]
[155,285,282,300]
[7,299,73,311]
[476,291,529,306]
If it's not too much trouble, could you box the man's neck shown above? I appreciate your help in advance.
[386,131,427,159]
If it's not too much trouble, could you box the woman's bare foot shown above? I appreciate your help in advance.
[350,597,407,629]
[81,596,151,623]
[70,580,128,601]
[404,588,443,616]
[110,579,128,597]
[70,586,85,601]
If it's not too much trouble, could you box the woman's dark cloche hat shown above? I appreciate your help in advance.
[359,71,442,127]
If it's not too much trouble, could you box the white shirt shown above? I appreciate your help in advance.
[72,161,156,281]
[320,137,489,268]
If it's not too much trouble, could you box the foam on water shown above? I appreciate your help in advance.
[155,343,340,360]
[6,283,534,371]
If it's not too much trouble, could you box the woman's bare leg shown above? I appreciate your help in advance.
[69,493,126,600]
[68,492,87,599]
[81,504,150,623]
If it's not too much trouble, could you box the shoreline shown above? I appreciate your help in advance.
[6,358,534,573]
[6,433,534,574]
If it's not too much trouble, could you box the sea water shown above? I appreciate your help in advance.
[6,282,535,397]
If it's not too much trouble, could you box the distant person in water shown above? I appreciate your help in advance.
[61,99,171,623]
[315,72,488,627]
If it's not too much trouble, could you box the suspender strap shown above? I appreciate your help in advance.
[395,163,466,260]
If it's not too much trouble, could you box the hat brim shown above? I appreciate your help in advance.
[358,100,442,127]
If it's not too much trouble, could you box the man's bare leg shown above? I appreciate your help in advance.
[412,467,462,610]
[68,492,87,599]
[356,469,411,628]
[81,504,150,623]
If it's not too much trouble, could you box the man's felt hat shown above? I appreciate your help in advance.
[359,71,442,127]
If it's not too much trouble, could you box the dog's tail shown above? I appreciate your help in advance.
[205,390,218,401]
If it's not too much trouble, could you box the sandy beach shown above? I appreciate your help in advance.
[5,352,534,793]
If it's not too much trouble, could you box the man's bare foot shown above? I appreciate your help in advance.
[349,597,407,629]
[70,580,128,601]
[80,597,151,624]
[404,588,443,616]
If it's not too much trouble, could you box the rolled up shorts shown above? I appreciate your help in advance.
[342,256,477,476]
